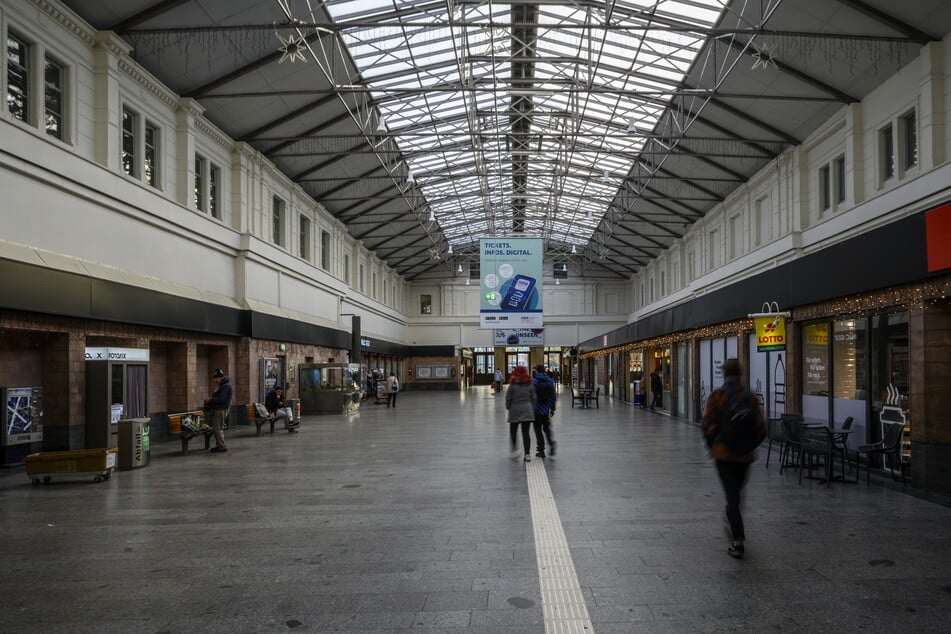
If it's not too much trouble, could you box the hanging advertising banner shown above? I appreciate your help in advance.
[754,315,787,352]
[479,238,544,328]
[493,329,544,346]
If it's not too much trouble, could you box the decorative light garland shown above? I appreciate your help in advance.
[579,275,951,360]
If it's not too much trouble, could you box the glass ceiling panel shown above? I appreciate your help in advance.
[325,0,727,252]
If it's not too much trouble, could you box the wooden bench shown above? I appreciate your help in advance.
[167,410,215,454]
[246,403,298,435]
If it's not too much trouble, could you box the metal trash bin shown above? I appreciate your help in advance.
[117,418,150,470]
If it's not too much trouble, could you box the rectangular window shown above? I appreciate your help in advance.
[144,121,159,188]
[834,155,846,204]
[299,216,311,260]
[687,250,696,280]
[707,229,718,270]
[359,264,365,292]
[372,272,378,298]
[320,230,330,270]
[660,271,665,296]
[44,57,64,139]
[420,294,432,315]
[343,254,351,285]
[754,196,769,246]
[122,107,138,177]
[7,33,30,123]
[880,123,894,181]
[194,155,206,210]
[819,164,831,212]
[272,195,285,246]
[382,280,387,304]
[901,110,918,170]
[729,214,741,259]
[208,164,220,218]
[802,320,830,397]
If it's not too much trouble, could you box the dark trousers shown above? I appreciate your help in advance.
[509,421,532,454]
[533,413,553,454]
[387,392,397,407]
[715,460,750,542]
[650,391,662,410]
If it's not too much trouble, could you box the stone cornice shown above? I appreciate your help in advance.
[116,56,179,110]
[195,118,234,153]
[31,0,96,47]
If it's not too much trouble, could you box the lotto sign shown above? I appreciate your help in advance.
[755,316,786,352]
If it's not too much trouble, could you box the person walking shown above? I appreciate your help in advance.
[505,365,537,462]
[701,358,766,559]
[649,365,663,411]
[204,368,233,453]
[532,365,557,458]
[386,372,400,408]
[493,368,504,394]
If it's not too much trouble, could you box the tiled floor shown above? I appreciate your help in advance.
[2,388,951,633]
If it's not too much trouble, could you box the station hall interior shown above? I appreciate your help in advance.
[4,0,951,630]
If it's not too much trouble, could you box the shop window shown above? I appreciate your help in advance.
[802,320,830,397]
[7,32,30,124]
[833,319,866,400]
[420,294,432,315]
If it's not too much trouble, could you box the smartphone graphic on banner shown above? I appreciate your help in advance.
[501,274,537,311]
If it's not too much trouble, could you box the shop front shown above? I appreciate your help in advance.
[800,312,909,461]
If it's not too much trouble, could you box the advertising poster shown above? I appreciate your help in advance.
[493,329,545,346]
[479,238,544,328]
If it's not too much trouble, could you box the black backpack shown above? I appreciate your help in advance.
[718,388,762,454]
[534,378,553,407]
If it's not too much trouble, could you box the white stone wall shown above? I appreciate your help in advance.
[630,34,951,323]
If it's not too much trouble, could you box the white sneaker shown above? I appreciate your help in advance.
[510,450,520,460]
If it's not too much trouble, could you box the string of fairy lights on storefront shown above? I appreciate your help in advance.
[579,275,951,361]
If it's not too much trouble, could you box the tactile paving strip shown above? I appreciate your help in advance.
[526,460,595,634]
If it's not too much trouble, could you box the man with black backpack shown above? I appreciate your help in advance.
[532,365,557,458]
[701,358,766,559]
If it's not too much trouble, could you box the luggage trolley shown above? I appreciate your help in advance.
[24,448,118,485]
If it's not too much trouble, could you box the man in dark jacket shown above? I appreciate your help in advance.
[701,358,766,559]
[204,368,233,453]
[649,366,663,411]
[532,365,557,458]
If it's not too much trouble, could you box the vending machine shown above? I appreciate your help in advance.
[1,386,44,466]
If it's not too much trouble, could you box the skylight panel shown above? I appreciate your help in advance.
[324,0,728,250]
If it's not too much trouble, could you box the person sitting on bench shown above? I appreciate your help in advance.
[265,386,297,433]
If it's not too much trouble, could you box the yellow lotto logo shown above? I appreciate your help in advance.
[755,316,786,351]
